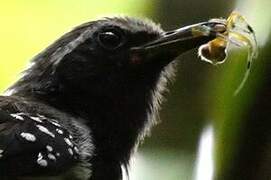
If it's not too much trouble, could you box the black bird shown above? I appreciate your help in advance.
[0,17,225,180]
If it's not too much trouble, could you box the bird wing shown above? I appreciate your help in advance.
[0,109,79,177]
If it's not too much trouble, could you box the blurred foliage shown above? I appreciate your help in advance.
[206,0,271,179]
[210,40,271,180]
[0,0,154,92]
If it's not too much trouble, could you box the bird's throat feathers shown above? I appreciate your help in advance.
[7,56,176,166]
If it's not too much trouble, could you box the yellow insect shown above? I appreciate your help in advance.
[195,12,258,95]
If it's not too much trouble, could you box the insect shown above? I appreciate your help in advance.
[195,12,258,95]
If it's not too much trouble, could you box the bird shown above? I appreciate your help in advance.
[0,17,225,180]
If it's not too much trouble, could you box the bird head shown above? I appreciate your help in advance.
[9,17,224,103]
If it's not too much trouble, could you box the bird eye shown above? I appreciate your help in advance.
[98,31,123,50]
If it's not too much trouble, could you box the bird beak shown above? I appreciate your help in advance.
[130,21,226,64]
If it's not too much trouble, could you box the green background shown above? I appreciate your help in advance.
[1,1,271,179]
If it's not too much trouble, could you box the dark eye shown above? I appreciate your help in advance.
[98,31,123,50]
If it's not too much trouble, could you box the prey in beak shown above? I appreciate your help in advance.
[130,13,257,95]
[130,20,227,64]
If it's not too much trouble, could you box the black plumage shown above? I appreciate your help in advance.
[0,17,223,180]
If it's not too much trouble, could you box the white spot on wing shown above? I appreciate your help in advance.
[0,149,4,158]
[37,114,47,120]
[48,153,56,161]
[74,146,79,154]
[36,125,55,138]
[56,129,63,134]
[69,135,73,139]
[46,145,53,152]
[37,159,48,167]
[30,116,43,123]
[68,148,74,155]
[20,132,36,142]
[10,113,24,121]
[50,121,61,127]
[38,152,42,160]
[64,138,73,147]
[37,153,48,167]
